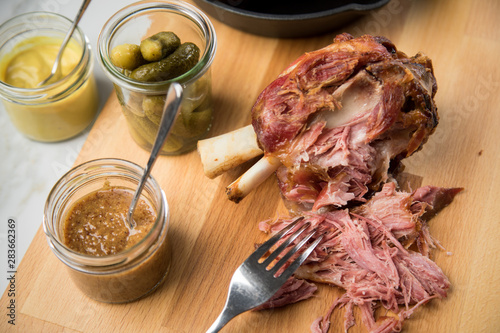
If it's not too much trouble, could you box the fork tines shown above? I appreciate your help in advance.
[250,216,323,279]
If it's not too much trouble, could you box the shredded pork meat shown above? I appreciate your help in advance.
[258,183,462,332]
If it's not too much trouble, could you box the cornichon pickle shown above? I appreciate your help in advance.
[161,134,185,153]
[183,76,209,109]
[184,107,212,136]
[124,105,184,153]
[121,69,133,77]
[140,32,181,62]
[143,95,165,125]
[110,44,146,70]
[131,43,200,82]
[123,106,157,143]
[170,102,213,138]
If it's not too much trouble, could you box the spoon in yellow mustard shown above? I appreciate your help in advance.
[126,82,184,229]
[38,0,92,87]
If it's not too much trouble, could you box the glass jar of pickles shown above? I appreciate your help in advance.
[97,0,217,155]
[0,12,99,142]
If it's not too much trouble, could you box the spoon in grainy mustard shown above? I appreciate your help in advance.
[126,82,183,229]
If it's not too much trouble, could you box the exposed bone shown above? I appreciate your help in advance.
[197,125,263,179]
[226,155,282,203]
[325,71,380,128]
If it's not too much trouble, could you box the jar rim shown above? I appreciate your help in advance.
[97,0,217,93]
[0,11,92,96]
[43,158,170,272]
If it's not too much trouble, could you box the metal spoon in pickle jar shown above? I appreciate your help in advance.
[126,82,183,229]
[38,0,92,87]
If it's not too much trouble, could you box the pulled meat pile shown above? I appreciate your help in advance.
[252,33,438,212]
[250,34,462,332]
[259,183,462,332]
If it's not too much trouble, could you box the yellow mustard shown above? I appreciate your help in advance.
[0,36,99,142]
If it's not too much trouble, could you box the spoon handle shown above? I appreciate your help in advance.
[127,82,184,226]
[42,0,92,86]
[58,0,92,60]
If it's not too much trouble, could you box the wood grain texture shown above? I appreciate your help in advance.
[2,0,500,332]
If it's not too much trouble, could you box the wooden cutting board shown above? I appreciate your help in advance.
[2,0,500,332]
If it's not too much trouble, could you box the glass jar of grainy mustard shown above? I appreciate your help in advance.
[0,12,99,142]
[43,158,171,303]
[97,0,217,155]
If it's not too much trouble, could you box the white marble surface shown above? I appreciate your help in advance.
[0,0,139,293]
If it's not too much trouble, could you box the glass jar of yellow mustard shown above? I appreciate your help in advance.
[97,1,217,155]
[43,158,171,303]
[0,12,99,142]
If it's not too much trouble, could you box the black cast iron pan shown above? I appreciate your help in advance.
[192,0,390,38]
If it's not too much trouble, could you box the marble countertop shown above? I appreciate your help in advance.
[0,0,138,292]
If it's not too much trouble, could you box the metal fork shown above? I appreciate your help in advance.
[206,217,323,332]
